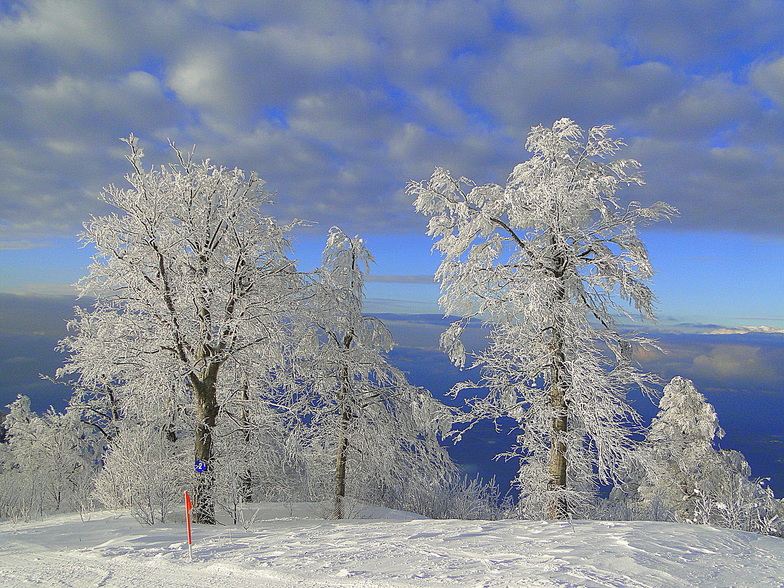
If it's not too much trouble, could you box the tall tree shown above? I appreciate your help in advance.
[409,118,676,518]
[58,135,301,523]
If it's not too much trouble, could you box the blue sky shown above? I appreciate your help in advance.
[3,0,784,493]
[1,0,784,330]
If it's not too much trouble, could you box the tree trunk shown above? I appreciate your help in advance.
[333,408,350,519]
[239,381,253,503]
[192,362,220,524]
[332,400,351,519]
[547,241,569,519]
[548,349,568,519]
[332,361,352,519]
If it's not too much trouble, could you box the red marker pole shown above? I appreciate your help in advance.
[185,490,193,561]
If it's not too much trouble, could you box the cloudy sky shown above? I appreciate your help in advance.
[2,0,784,329]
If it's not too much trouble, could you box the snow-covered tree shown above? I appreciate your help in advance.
[207,368,319,519]
[57,135,303,523]
[638,377,782,534]
[303,227,454,518]
[0,395,99,519]
[93,421,189,525]
[409,118,676,518]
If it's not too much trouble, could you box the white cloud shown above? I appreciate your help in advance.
[0,0,120,55]
[411,88,470,131]
[705,326,784,335]
[751,55,784,106]
[367,275,434,285]
[2,0,784,245]
[249,23,375,70]
[691,344,778,382]
[626,0,784,67]
[168,46,241,113]
[386,123,428,163]
[8,283,79,297]
[471,36,678,133]
[0,240,50,251]
[374,0,493,76]
[643,74,760,138]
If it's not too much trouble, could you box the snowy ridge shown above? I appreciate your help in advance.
[1,504,783,587]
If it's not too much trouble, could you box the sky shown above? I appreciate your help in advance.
[2,0,784,494]
[0,0,783,330]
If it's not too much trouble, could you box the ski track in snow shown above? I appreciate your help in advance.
[0,504,783,587]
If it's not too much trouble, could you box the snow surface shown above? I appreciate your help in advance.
[1,503,783,587]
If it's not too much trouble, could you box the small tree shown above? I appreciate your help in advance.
[638,376,782,534]
[58,135,302,523]
[410,118,676,518]
[305,227,454,518]
[93,421,189,525]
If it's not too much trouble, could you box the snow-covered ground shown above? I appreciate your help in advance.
[1,503,783,587]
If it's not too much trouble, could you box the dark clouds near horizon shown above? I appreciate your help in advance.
[6,298,783,412]
[383,314,784,494]
[3,0,784,248]
[2,296,783,493]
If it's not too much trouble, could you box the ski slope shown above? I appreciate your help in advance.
[1,503,782,587]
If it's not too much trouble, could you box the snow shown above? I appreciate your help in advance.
[1,503,783,587]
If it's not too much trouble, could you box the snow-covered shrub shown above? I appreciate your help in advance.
[686,449,783,535]
[0,439,35,520]
[591,482,673,523]
[396,473,511,520]
[211,409,325,522]
[0,395,99,520]
[93,423,189,525]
